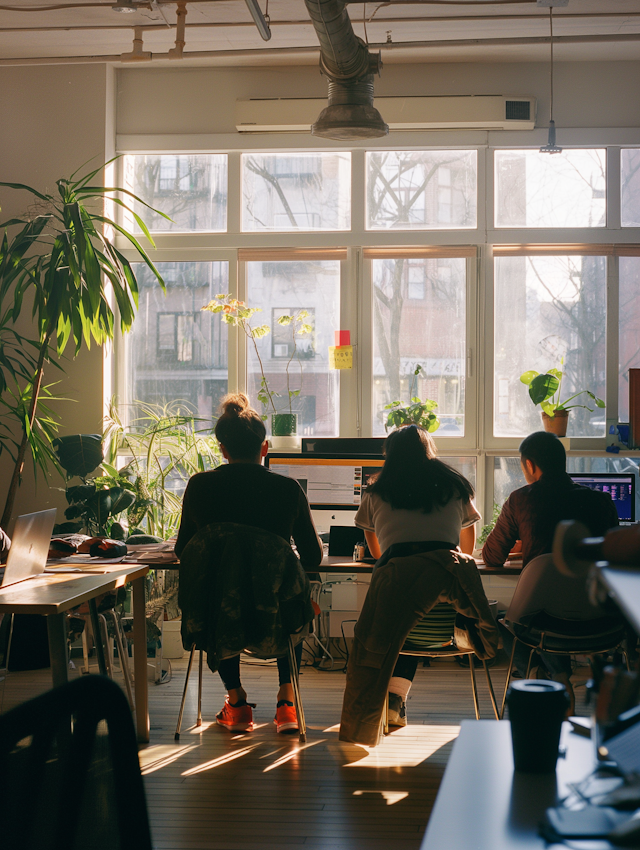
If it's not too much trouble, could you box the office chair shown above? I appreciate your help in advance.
[384,602,500,732]
[499,553,627,718]
[0,675,152,850]
[174,521,315,744]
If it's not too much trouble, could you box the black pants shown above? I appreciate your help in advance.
[218,641,303,691]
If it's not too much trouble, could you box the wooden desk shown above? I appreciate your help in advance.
[0,564,150,743]
[321,554,524,576]
[421,720,599,850]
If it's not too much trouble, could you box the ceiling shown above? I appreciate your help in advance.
[1,0,640,67]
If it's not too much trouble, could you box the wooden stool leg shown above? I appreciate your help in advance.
[175,644,196,741]
[288,636,306,744]
[197,650,203,727]
[483,660,500,720]
[469,655,480,720]
[525,647,536,679]
[501,639,517,719]
[98,613,113,678]
[384,691,390,735]
[109,610,134,710]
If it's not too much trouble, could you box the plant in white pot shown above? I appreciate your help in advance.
[201,295,312,439]
[520,364,604,437]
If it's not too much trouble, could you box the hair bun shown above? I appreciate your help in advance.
[220,393,250,417]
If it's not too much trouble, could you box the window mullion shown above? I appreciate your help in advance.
[606,254,619,429]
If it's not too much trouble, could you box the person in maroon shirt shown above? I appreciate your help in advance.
[483,431,619,710]
[175,393,322,735]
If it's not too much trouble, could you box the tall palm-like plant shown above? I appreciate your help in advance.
[0,160,167,529]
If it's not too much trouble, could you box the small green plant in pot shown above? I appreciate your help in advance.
[201,295,312,437]
[520,363,605,437]
[383,365,440,433]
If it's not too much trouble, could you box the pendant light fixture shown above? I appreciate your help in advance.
[539,2,563,153]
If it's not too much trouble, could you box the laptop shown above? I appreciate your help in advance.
[0,509,57,588]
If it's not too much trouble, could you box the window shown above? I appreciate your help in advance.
[127,262,229,424]
[366,150,477,230]
[621,149,640,227]
[494,253,606,437]
[494,149,606,228]
[371,254,467,437]
[619,257,640,422]
[242,152,351,232]
[245,258,340,436]
[124,154,228,232]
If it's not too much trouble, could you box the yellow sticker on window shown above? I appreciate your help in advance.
[329,345,353,370]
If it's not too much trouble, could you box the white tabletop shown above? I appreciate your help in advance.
[421,720,602,850]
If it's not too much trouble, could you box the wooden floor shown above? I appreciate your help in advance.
[0,652,591,850]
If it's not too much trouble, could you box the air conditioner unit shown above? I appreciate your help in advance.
[236,95,536,133]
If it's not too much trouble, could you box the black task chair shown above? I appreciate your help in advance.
[174,522,315,744]
[0,675,152,850]
[384,603,500,732]
[499,553,627,718]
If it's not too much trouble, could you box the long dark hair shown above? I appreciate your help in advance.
[367,424,474,512]
[214,393,266,460]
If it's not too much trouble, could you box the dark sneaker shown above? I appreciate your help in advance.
[388,693,407,727]
[216,699,255,732]
[274,700,298,734]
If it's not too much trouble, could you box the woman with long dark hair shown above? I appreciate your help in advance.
[354,424,480,725]
[175,393,322,734]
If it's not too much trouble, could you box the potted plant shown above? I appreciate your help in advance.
[201,295,312,440]
[520,364,605,437]
[0,160,168,530]
[383,365,440,433]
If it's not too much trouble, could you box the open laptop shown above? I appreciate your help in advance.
[0,509,57,588]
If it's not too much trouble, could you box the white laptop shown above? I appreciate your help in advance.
[0,509,57,588]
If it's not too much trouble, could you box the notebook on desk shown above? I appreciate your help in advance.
[0,509,57,588]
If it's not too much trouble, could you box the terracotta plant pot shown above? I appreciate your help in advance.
[541,409,569,437]
[272,413,297,437]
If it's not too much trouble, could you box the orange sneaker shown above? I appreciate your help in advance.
[274,700,298,734]
[216,699,255,732]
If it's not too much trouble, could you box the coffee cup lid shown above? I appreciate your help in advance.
[509,680,566,695]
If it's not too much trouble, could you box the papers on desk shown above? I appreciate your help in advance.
[125,542,178,564]
[45,554,127,571]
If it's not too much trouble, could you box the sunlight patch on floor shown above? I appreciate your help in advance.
[353,790,409,805]
[181,742,262,775]
[345,725,460,768]
[139,744,197,775]
[262,740,325,772]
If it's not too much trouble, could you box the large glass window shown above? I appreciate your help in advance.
[495,150,606,228]
[124,155,228,232]
[371,256,467,436]
[127,262,229,423]
[242,153,350,232]
[246,259,340,436]
[494,254,606,437]
[619,257,640,422]
[621,149,640,227]
[366,150,477,230]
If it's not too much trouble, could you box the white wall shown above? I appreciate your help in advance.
[0,64,113,530]
[116,61,640,135]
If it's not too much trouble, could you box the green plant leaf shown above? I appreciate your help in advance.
[548,368,563,380]
[540,400,557,417]
[53,434,103,478]
[528,373,559,405]
[519,370,539,386]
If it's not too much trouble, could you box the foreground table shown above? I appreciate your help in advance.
[321,554,524,575]
[0,564,150,743]
[421,720,598,850]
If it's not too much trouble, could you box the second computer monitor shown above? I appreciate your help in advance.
[569,472,636,523]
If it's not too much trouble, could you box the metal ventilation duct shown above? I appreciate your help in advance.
[303,0,388,140]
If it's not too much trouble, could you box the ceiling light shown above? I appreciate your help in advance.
[540,5,562,154]
[112,0,138,13]
[244,0,271,41]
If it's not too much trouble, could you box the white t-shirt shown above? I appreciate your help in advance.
[354,490,481,555]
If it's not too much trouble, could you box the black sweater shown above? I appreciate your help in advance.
[175,462,323,568]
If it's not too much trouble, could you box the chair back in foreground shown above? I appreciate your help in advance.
[504,553,610,627]
[0,675,152,850]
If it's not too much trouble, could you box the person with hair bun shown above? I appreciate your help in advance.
[175,393,323,734]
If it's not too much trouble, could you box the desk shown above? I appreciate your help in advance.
[0,564,150,743]
[321,554,524,576]
[421,720,600,850]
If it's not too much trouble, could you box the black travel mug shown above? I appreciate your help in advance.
[507,680,570,773]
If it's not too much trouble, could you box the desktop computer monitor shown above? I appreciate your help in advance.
[265,453,385,534]
[569,472,636,523]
